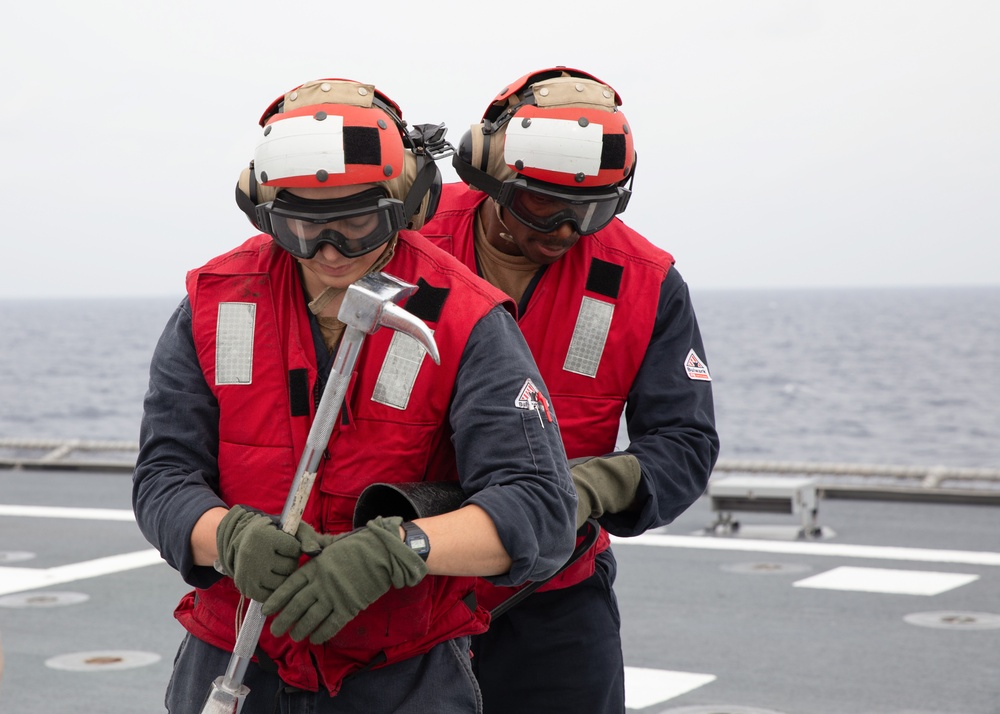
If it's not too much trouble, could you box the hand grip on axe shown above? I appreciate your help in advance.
[200,271,439,714]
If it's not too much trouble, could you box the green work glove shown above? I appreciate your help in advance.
[570,454,643,529]
[262,516,428,644]
[216,505,336,603]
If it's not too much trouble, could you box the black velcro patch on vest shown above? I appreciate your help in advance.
[288,369,311,417]
[404,278,449,323]
[343,127,382,165]
[585,259,623,299]
[600,134,627,170]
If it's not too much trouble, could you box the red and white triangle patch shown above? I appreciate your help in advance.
[515,378,542,409]
[684,349,712,381]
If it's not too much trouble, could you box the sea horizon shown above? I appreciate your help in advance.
[2,285,998,471]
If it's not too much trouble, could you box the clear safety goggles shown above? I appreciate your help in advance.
[255,188,406,259]
[494,178,631,236]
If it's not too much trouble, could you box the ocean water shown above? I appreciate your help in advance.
[0,287,997,470]
[0,297,183,445]
[691,285,1000,469]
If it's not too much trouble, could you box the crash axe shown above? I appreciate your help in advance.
[200,271,440,714]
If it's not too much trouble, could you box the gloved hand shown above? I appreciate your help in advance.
[262,516,428,644]
[570,454,643,529]
[216,505,336,602]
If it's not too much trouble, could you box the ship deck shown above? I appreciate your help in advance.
[1,448,998,713]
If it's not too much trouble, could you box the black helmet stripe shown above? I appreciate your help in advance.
[600,134,627,170]
[343,126,382,165]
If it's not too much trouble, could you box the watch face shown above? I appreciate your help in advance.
[403,522,430,560]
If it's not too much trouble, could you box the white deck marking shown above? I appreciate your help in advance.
[611,533,1000,567]
[0,550,165,596]
[792,566,979,595]
[0,504,136,521]
[0,503,162,596]
[6,505,996,568]
[624,666,715,709]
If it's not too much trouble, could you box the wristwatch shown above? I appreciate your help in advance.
[401,521,430,561]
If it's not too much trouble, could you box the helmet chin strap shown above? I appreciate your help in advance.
[493,200,516,244]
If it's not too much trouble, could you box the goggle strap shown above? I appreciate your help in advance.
[237,182,263,230]
[452,155,505,200]
[403,156,440,224]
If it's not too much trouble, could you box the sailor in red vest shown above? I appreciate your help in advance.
[132,78,577,713]
[420,67,720,713]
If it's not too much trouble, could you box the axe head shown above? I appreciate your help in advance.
[338,272,440,364]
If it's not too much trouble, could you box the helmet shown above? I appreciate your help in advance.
[253,78,406,189]
[235,78,444,256]
[453,67,635,234]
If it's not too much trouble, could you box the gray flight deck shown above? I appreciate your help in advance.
[1,455,998,714]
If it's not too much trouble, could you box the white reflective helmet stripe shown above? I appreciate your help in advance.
[504,117,605,176]
[255,114,347,182]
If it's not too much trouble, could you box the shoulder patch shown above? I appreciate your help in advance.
[684,349,712,381]
[514,378,553,426]
[515,378,542,409]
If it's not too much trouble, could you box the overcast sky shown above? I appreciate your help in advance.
[2,0,997,299]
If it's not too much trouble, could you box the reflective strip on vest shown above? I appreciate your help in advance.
[563,296,613,378]
[372,330,432,409]
[215,302,256,385]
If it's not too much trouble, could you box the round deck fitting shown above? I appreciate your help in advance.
[904,611,1000,630]
[45,650,161,671]
[0,591,90,608]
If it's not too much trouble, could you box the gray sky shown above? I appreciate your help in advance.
[2,0,997,299]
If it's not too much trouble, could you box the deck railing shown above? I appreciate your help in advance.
[0,438,140,473]
[1,438,998,505]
